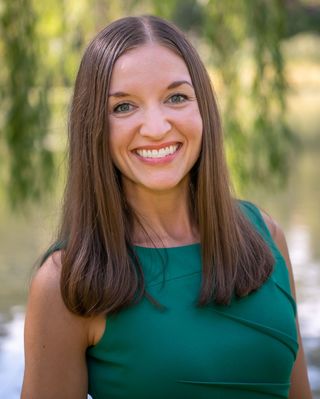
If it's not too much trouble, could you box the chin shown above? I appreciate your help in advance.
[141,177,186,192]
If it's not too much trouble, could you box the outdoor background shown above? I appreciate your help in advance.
[0,0,319,397]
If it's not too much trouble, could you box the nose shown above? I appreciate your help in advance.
[139,105,172,139]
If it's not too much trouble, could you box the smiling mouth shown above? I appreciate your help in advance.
[135,144,180,159]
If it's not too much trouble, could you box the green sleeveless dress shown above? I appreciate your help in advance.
[86,201,298,398]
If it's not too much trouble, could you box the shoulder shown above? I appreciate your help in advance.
[27,251,92,344]
[22,251,107,396]
[28,251,105,346]
[239,200,289,256]
[260,210,288,257]
[32,250,62,293]
[260,209,296,299]
[22,251,92,397]
[30,251,63,309]
[29,251,62,313]
[27,251,107,352]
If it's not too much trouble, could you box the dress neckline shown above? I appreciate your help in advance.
[133,242,200,251]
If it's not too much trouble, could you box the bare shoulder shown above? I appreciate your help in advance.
[29,250,106,345]
[22,251,91,398]
[30,251,64,303]
[28,251,89,335]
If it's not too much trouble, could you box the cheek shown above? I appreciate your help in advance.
[109,116,139,149]
[183,102,202,125]
[108,126,135,174]
[181,107,203,142]
[108,118,131,150]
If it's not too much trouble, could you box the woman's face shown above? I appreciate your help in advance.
[108,43,203,195]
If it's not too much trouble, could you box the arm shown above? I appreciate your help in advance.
[21,252,91,399]
[262,212,313,399]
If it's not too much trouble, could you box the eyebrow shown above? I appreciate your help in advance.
[167,80,193,90]
[108,80,194,98]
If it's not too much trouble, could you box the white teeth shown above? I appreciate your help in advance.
[136,145,179,159]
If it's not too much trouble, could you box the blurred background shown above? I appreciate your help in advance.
[0,0,319,397]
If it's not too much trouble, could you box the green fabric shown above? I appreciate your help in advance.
[86,201,298,398]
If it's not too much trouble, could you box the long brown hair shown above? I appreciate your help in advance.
[47,15,273,316]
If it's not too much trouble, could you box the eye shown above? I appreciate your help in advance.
[167,93,189,104]
[113,102,135,114]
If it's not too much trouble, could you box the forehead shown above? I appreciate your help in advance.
[109,44,192,90]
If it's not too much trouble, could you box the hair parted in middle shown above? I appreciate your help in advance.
[52,15,274,316]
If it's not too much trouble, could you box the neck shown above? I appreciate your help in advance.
[123,178,199,247]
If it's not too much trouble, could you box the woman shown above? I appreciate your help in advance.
[21,15,312,399]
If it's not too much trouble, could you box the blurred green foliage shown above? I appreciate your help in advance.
[0,0,319,207]
[0,0,54,207]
